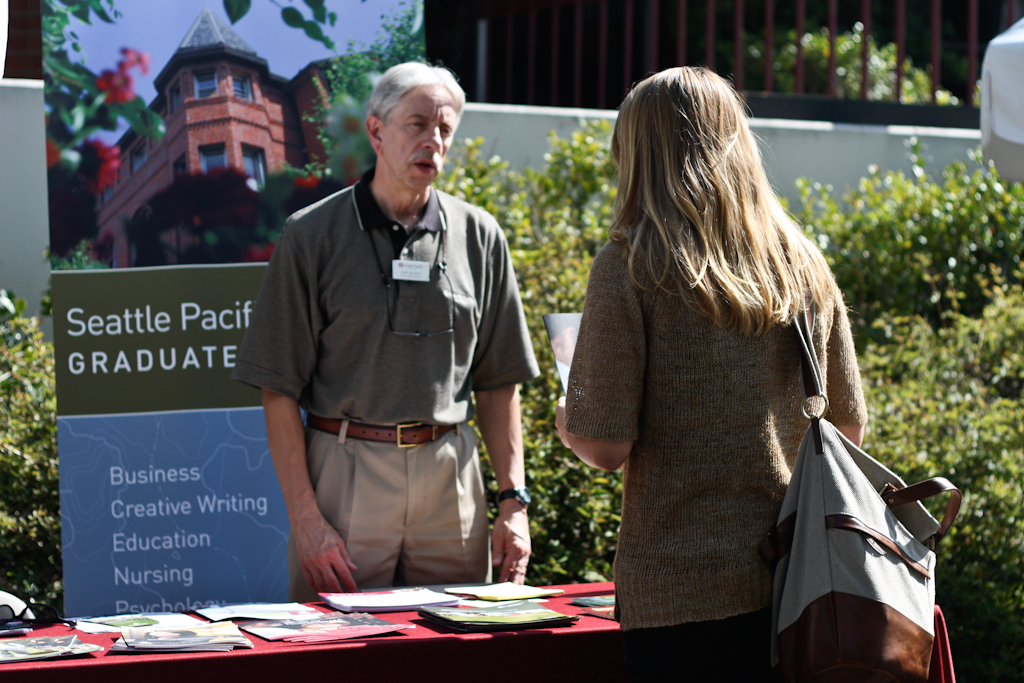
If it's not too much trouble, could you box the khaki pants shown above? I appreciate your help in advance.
[287,423,491,600]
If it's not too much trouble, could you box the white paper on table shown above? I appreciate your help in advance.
[319,588,459,613]
[195,602,322,621]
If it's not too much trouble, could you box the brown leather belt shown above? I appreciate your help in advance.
[307,415,456,448]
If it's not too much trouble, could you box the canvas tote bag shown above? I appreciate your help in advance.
[760,309,961,682]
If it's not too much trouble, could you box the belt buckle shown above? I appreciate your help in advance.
[396,422,423,448]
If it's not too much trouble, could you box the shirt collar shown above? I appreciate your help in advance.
[354,167,443,233]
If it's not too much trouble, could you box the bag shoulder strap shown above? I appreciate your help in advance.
[794,305,825,403]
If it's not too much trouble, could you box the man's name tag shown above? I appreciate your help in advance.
[392,259,431,282]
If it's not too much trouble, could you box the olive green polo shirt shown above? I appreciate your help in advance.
[231,178,540,425]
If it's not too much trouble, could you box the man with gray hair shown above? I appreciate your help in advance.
[233,63,539,598]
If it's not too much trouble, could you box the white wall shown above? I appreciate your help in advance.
[459,102,982,210]
[0,79,51,335]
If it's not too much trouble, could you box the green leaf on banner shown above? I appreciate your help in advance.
[303,20,334,50]
[87,0,114,23]
[223,0,251,24]
[303,0,328,24]
[281,7,305,28]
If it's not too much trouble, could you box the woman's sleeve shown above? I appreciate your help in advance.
[564,243,646,442]
[823,293,869,427]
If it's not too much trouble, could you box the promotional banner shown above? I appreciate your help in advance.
[43,0,425,616]
[53,264,283,616]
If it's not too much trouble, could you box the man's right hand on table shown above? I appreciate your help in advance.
[293,507,359,593]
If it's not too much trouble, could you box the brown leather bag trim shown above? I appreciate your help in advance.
[882,477,962,545]
[777,592,933,683]
[760,512,798,570]
[826,514,932,580]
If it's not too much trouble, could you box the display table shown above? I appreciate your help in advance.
[4,582,623,682]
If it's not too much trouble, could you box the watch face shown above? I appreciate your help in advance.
[514,487,531,506]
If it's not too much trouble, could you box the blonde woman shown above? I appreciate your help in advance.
[555,67,868,679]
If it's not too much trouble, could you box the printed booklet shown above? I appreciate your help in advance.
[112,620,254,653]
[542,313,582,392]
[239,612,413,643]
[0,635,103,662]
[320,588,459,613]
[417,600,580,633]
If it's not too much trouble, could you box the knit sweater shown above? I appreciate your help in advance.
[564,241,868,631]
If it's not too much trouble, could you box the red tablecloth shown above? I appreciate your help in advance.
[3,582,623,682]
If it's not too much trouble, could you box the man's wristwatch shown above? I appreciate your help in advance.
[497,486,531,507]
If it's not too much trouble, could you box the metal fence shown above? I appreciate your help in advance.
[478,0,1012,110]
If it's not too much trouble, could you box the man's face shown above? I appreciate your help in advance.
[366,83,458,193]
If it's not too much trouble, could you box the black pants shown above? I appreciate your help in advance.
[622,607,774,682]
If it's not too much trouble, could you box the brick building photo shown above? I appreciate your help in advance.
[95,8,331,267]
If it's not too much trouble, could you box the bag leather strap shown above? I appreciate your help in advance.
[882,477,963,544]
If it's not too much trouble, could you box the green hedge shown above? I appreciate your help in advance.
[2,124,1022,680]
[859,281,1024,679]
[0,291,62,607]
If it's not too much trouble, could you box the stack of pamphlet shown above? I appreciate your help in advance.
[239,611,413,643]
[0,635,102,662]
[111,620,254,653]
[417,600,580,633]
[320,588,459,613]
[444,582,565,601]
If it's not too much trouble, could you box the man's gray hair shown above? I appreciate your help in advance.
[367,62,466,124]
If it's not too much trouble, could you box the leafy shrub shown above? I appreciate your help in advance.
[0,292,62,608]
[799,146,1024,348]
[860,278,1024,682]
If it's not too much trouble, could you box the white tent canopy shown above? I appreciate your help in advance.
[982,18,1024,182]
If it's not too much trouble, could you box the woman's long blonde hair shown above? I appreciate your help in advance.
[610,66,837,336]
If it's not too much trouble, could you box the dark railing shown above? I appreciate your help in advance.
[478,0,1007,111]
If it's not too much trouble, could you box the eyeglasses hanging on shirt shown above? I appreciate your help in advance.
[367,211,455,337]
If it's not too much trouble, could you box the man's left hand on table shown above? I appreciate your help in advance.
[492,500,530,584]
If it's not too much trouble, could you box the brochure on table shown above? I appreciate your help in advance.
[74,612,206,634]
[417,600,580,633]
[240,612,413,642]
[0,635,103,663]
[113,620,253,653]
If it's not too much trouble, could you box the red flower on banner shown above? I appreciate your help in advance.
[46,137,62,168]
[119,48,151,75]
[97,68,135,104]
[78,139,122,193]
[293,174,320,189]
